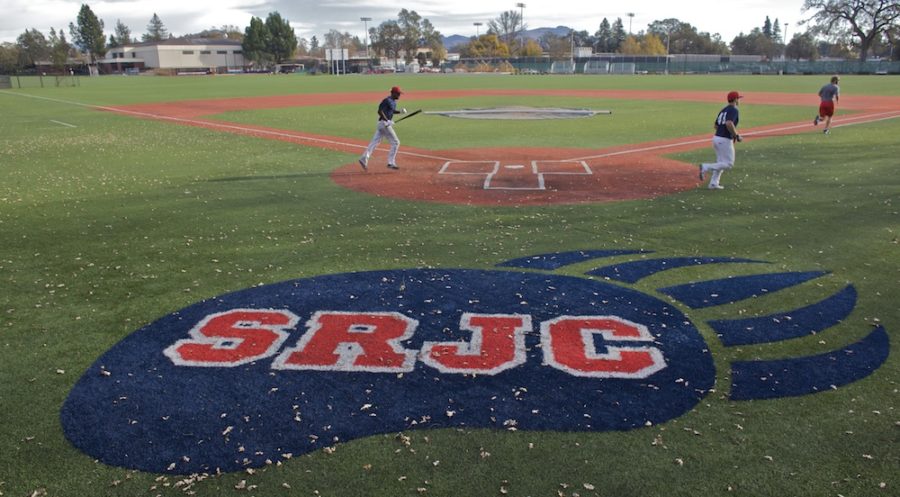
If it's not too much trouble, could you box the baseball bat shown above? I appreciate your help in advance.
[396,109,422,122]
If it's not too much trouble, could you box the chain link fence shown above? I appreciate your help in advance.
[444,56,900,75]
[0,73,81,88]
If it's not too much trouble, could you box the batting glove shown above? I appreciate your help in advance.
[735,134,743,142]
[401,108,407,114]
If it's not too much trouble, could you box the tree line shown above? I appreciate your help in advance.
[1,0,897,74]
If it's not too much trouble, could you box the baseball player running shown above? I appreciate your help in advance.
[359,86,407,171]
[698,91,743,190]
[814,75,840,134]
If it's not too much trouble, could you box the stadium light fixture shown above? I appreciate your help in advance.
[360,17,372,62]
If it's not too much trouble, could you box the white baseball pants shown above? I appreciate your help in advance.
[700,136,735,187]
[361,120,400,166]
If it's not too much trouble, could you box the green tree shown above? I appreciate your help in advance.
[786,32,820,59]
[397,9,422,63]
[772,19,783,41]
[371,20,403,64]
[595,18,613,52]
[108,19,131,47]
[648,18,729,54]
[242,16,271,66]
[264,12,297,64]
[731,28,781,58]
[16,29,50,67]
[0,42,21,72]
[420,18,445,66]
[763,16,774,38]
[802,0,900,61]
[48,28,72,70]
[611,18,627,51]
[69,4,106,64]
[143,13,168,42]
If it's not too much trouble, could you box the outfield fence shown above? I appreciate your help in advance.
[446,56,900,75]
[0,74,81,88]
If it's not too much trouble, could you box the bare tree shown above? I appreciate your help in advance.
[488,10,523,54]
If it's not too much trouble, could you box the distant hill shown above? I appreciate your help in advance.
[442,26,573,51]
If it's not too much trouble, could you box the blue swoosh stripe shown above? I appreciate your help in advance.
[712,285,857,346]
[497,249,649,270]
[587,257,765,283]
[729,326,889,400]
[658,271,829,309]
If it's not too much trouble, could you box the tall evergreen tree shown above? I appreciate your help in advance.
[109,20,132,46]
[763,16,774,38]
[595,18,613,52]
[143,13,168,42]
[69,4,106,63]
[242,16,271,66]
[49,28,72,69]
[611,18,627,52]
[264,12,297,64]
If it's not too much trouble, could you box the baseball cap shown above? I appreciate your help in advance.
[391,86,403,95]
[727,91,743,102]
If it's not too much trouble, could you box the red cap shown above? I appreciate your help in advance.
[391,86,402,95]
[727,91,743,102]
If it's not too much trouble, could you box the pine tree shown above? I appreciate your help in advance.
[69,4,106,63]
[143,13,168,42]
[595,18,612,52]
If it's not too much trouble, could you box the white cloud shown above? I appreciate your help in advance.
[0,0,807,45]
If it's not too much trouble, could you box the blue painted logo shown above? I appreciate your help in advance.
[61,250,889,474]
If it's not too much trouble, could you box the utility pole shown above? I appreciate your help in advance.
[627,13,635,34]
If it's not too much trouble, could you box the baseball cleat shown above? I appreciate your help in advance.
[823,129,830,134]
[358,158,368,171]
[387,163,399,170]
[708,184,725,190]
[814,115,820,126]
[698,164,705,181]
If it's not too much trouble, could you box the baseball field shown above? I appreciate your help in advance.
[1,73,898,497]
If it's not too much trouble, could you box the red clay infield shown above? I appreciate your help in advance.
[111,89,900,206]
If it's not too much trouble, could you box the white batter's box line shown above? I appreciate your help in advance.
[439,159,593,191]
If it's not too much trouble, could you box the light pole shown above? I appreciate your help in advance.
[627,12,634,34]
[360,17,372,64]
[474,22,482,37]
[516,3,526,52]
[665,29,670,75]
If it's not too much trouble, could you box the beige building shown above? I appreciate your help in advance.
[99,38,246,74]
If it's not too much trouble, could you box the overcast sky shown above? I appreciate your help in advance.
[0,0,809,46]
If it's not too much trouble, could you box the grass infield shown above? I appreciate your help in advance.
[1,74,898,497]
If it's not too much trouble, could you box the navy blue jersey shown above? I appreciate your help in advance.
[714,105,739,139]
[377,96,398,121]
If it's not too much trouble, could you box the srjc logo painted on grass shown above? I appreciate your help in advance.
[61,250,889,474]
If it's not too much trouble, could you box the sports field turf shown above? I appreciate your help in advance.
[1,74,898,497]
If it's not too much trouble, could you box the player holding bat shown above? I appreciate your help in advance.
[359,86,407,171]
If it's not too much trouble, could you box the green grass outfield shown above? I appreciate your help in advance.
[1,74,898,497]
